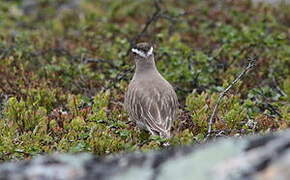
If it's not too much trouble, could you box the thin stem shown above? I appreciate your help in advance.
[206,57,256,138]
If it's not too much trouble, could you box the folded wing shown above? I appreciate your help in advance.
[125,85,178,137]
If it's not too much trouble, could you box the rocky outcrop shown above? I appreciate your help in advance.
[1,130,290,180]
[252,0,290,4]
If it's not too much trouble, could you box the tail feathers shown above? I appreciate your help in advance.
[147,126,171,139]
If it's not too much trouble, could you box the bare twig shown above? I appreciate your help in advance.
[269,69,288,97]
[83,58,118,69]
[128,0,163,53]
[254,88,282,118]
[273,77,287,97]
[206,57,256,139]
[128,0,193,53]
[102,67,135,91]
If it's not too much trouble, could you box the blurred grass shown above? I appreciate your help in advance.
[0,0,289,161]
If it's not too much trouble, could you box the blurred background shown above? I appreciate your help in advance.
[0,0,289,161]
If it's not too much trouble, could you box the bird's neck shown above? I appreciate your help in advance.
[134,58,159,76]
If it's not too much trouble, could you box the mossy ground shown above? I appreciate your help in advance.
[0,0,289,161]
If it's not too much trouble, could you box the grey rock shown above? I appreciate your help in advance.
[252,0,290,4]
[1,130,290,180]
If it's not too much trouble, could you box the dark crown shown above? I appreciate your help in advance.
[131,42,153,58]
[134,42,152,54]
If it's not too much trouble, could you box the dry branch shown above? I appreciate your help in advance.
[128,0,163,53]
[128,0,193,54]
[206,57,256,138]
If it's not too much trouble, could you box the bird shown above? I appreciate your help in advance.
[124,42,179,138]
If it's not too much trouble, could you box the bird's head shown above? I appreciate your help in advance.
[131,42,154,61]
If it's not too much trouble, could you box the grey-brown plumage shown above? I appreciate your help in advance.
[124,42,178,138]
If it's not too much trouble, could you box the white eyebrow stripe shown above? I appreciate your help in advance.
[131,46,153,58]
[147,47,153,56]
[132,48,146,58]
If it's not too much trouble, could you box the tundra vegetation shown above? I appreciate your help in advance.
[0,0,289,161]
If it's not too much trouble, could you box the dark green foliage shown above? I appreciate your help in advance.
[0,0,289,161]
